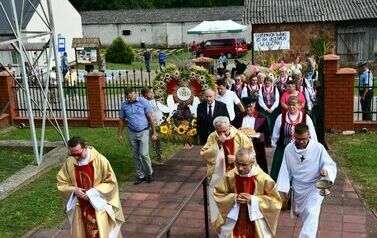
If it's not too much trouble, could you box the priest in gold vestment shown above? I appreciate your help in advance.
[214,148,281,238]
[57,137,125,238]
[201,116,254,225]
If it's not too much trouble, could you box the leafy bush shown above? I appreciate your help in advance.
[311,36,330,61]
[105,37,135,64]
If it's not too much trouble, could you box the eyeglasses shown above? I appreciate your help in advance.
[235,161,253,168]
[68,148,85,158]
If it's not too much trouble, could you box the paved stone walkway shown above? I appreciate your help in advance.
[25,146,377,238]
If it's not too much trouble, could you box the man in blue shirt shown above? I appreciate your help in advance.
[357,60,374,121]
[118,88,158,184]
[158,51,166,70]
[61,52,69,77]
[218,52,228,70]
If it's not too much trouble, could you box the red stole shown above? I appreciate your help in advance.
[74,161,99,238]
[223,138,235,172]
[234,175,257,238]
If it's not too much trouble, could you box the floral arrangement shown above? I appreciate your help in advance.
[158,117,198,144]
[152,64,215,144]
[152,64,215,104]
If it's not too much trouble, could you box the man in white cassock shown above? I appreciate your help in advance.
[214,148,281,238]
[276,123,337,238]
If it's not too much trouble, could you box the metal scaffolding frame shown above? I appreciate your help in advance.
[0,0,69,165]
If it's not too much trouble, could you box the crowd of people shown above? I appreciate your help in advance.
[198,58,338,238]
[58,55,377,237]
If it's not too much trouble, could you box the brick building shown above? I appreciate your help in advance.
[243,0,377,69]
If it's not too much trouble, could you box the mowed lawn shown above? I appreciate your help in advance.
[328,132,377,210]
[0,127,180,238]
[0,148,35,183]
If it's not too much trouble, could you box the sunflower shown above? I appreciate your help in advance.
[158,81,166,87]
[177,124,188,135]
[181,78,188,85]
[202,84,209,90]
[187,128,197,136]
[199,75,206,82]
[160,125,169,134]
[191,118,197,127]
[268,72,274,78]
[173,71,180,77]
[156,89,164,95]
[190,72,196,78]
[165,73,171,79]
[167,128,173,135]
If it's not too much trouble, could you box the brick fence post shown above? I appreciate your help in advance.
[323,54,356,131]
[86,72,105,127]
[0,71,16,124]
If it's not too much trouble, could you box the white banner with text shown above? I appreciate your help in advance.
[253,31,290,51]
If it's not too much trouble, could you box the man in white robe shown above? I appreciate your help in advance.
[276,123,337,238]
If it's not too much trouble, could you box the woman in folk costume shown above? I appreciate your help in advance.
[241,74,260,101]
[274,66,292,96]
[293,70,318,126]
[214,148,282,238]
[201,116,254,226]
[258,76,280,143]
[290,56,303,73]
[230,74,244,99]
[257,72,266,88]
[270,96,317,181]
[233,100,270,174]
[280,80,306,114]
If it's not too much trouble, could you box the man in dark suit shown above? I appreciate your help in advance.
[197,89,229,144]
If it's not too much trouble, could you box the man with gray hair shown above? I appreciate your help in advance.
[197,89,229,144]
[201,116,254,227]
[214,148,281,237]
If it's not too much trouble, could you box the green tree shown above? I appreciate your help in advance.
[105,37,135,64]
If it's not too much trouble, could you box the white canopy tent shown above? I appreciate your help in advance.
[187,20,247,34]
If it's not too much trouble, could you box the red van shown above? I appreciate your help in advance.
[197,38,248,59]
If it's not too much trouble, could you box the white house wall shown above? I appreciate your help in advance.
[82,21,251,48]
[119,24,153,46]
[166,23,183,48]
[26,0,82,63]
[151,23,168,47]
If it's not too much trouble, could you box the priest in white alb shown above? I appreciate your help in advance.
[276,123,337,238]
[214,148,282,237]
[201,116,253,226]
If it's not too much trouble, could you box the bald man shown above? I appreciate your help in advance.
[197,89,230,144]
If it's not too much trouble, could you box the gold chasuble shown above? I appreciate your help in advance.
[201,127,253,181]
[214,166,281,238]
[57,147,125,238]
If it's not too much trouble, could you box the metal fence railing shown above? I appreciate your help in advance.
[354,77,377,121]
[12,73,88,118]
[156,176,209,238]
[11,69,156,119]
[103,69,153,118]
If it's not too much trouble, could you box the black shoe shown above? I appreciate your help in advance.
[133,177,146,185]
[146,174,154,183]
